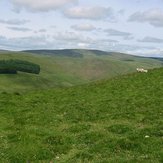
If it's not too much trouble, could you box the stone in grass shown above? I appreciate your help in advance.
[145,135,150,138]
[56,156,60,159]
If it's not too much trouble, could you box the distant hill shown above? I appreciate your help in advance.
[0,49,162,92]
[0,49,9,52]
[23,49,163,62]
[22,49,140,58]
[150,57,163,62]
[22,49,84,58]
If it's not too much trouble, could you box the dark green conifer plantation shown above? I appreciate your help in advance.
[0,59,40,74]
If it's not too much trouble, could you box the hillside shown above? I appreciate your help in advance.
[0,68,163,162]
[0,49,162,92]
[0,49,9,52]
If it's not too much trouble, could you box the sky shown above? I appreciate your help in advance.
[0,0,163,57]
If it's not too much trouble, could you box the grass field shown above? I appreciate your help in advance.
[0,49,162,92]
[0,67,163,162]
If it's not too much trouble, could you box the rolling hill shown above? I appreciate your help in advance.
[0,67,163,162]
[0,49,162,92]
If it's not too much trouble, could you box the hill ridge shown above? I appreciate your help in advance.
[0,50,162,92]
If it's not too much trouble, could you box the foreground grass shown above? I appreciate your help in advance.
[0,68,163,162]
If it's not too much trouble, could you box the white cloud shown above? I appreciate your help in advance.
[138,36,163,43]
[53,31,94,44]
[71,24,96,31]
[0,19,29,25]
[1,34,162,57]
[105,44,160,56]
[38,29,47,33]
[63,6,114,20]
[128,8,163,27]
[0,35,51,50]
[7,26,32,32]
[53,31,81,42]
[77,43,89,48]
[104,29,133,40]
[141,49,163,57]
[11,0,77,12]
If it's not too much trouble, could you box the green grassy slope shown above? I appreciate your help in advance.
[0,68,163,162]
[0,49,162,92]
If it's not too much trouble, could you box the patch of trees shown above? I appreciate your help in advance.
[0,59,40,74]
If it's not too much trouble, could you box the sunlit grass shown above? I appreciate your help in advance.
[0,68,163,162]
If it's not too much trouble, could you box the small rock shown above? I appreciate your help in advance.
[56,156,59,159]
[145,135,150,138]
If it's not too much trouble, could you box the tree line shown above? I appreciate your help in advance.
[0,59,40,74]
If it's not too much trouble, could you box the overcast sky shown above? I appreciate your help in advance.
[0,0,163,56]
